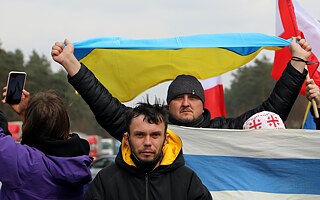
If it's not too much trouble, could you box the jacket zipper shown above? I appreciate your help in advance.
[145,173,149,200]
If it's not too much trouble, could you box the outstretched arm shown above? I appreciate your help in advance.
[51,40,129,140]
[215,36,312,129]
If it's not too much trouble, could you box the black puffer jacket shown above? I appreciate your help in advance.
[69,62,306,140]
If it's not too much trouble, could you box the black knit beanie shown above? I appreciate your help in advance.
[166,75,205,104]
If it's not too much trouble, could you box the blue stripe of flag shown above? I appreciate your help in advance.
[184,154,320,194]
[73,33,290,60]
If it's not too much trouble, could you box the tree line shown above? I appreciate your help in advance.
[0,44,108,136]
[0,44,307,137]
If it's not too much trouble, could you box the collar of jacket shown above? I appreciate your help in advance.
[21,133,90,157]
[169,108,211,128]
[121,129,182,167]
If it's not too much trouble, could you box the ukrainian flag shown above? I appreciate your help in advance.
[73,33,290,102]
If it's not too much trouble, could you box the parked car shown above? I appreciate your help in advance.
[90,154,116,178]
[101,138,115,155]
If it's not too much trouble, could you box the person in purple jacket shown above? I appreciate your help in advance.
[0,89,93,200]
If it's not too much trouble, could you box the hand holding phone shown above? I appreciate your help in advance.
[5,71,27,104]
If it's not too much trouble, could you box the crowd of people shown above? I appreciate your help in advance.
[0,36,318,199]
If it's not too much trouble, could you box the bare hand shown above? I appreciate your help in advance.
[51,39,74,65]
[2,87,30,119]
[290,36,312,60]
[306,79,320,108]
[289,36,313,73]
[51,39,81,76]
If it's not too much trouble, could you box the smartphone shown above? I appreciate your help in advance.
[5,71,27,104]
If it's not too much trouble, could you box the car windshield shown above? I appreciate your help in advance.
[102,142,111,149]
[90,156,116,169]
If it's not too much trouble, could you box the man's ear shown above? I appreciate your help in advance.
[164,133,169,146]
[124,132,129,146]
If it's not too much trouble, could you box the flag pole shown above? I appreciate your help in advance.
[306,68,319,118]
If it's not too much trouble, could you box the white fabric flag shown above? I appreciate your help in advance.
[169,125,320,200]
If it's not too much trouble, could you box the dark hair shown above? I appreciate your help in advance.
[22,90,70,140]
[125,98,169,134]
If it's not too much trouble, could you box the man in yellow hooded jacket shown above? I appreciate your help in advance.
[84,101,212,200]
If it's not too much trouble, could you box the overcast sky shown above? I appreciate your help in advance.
[1,0,319,105]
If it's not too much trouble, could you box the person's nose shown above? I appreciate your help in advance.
[143,135,152,146]
[181,95,190,106]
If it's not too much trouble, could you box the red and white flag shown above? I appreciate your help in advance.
[273,0,320,94]
[200,76,226,119]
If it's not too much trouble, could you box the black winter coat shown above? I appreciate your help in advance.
[69,62,306,141]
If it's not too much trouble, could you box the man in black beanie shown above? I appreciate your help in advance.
[52,36,311,140]
[166,75,207,127]
[161,37,311,129]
